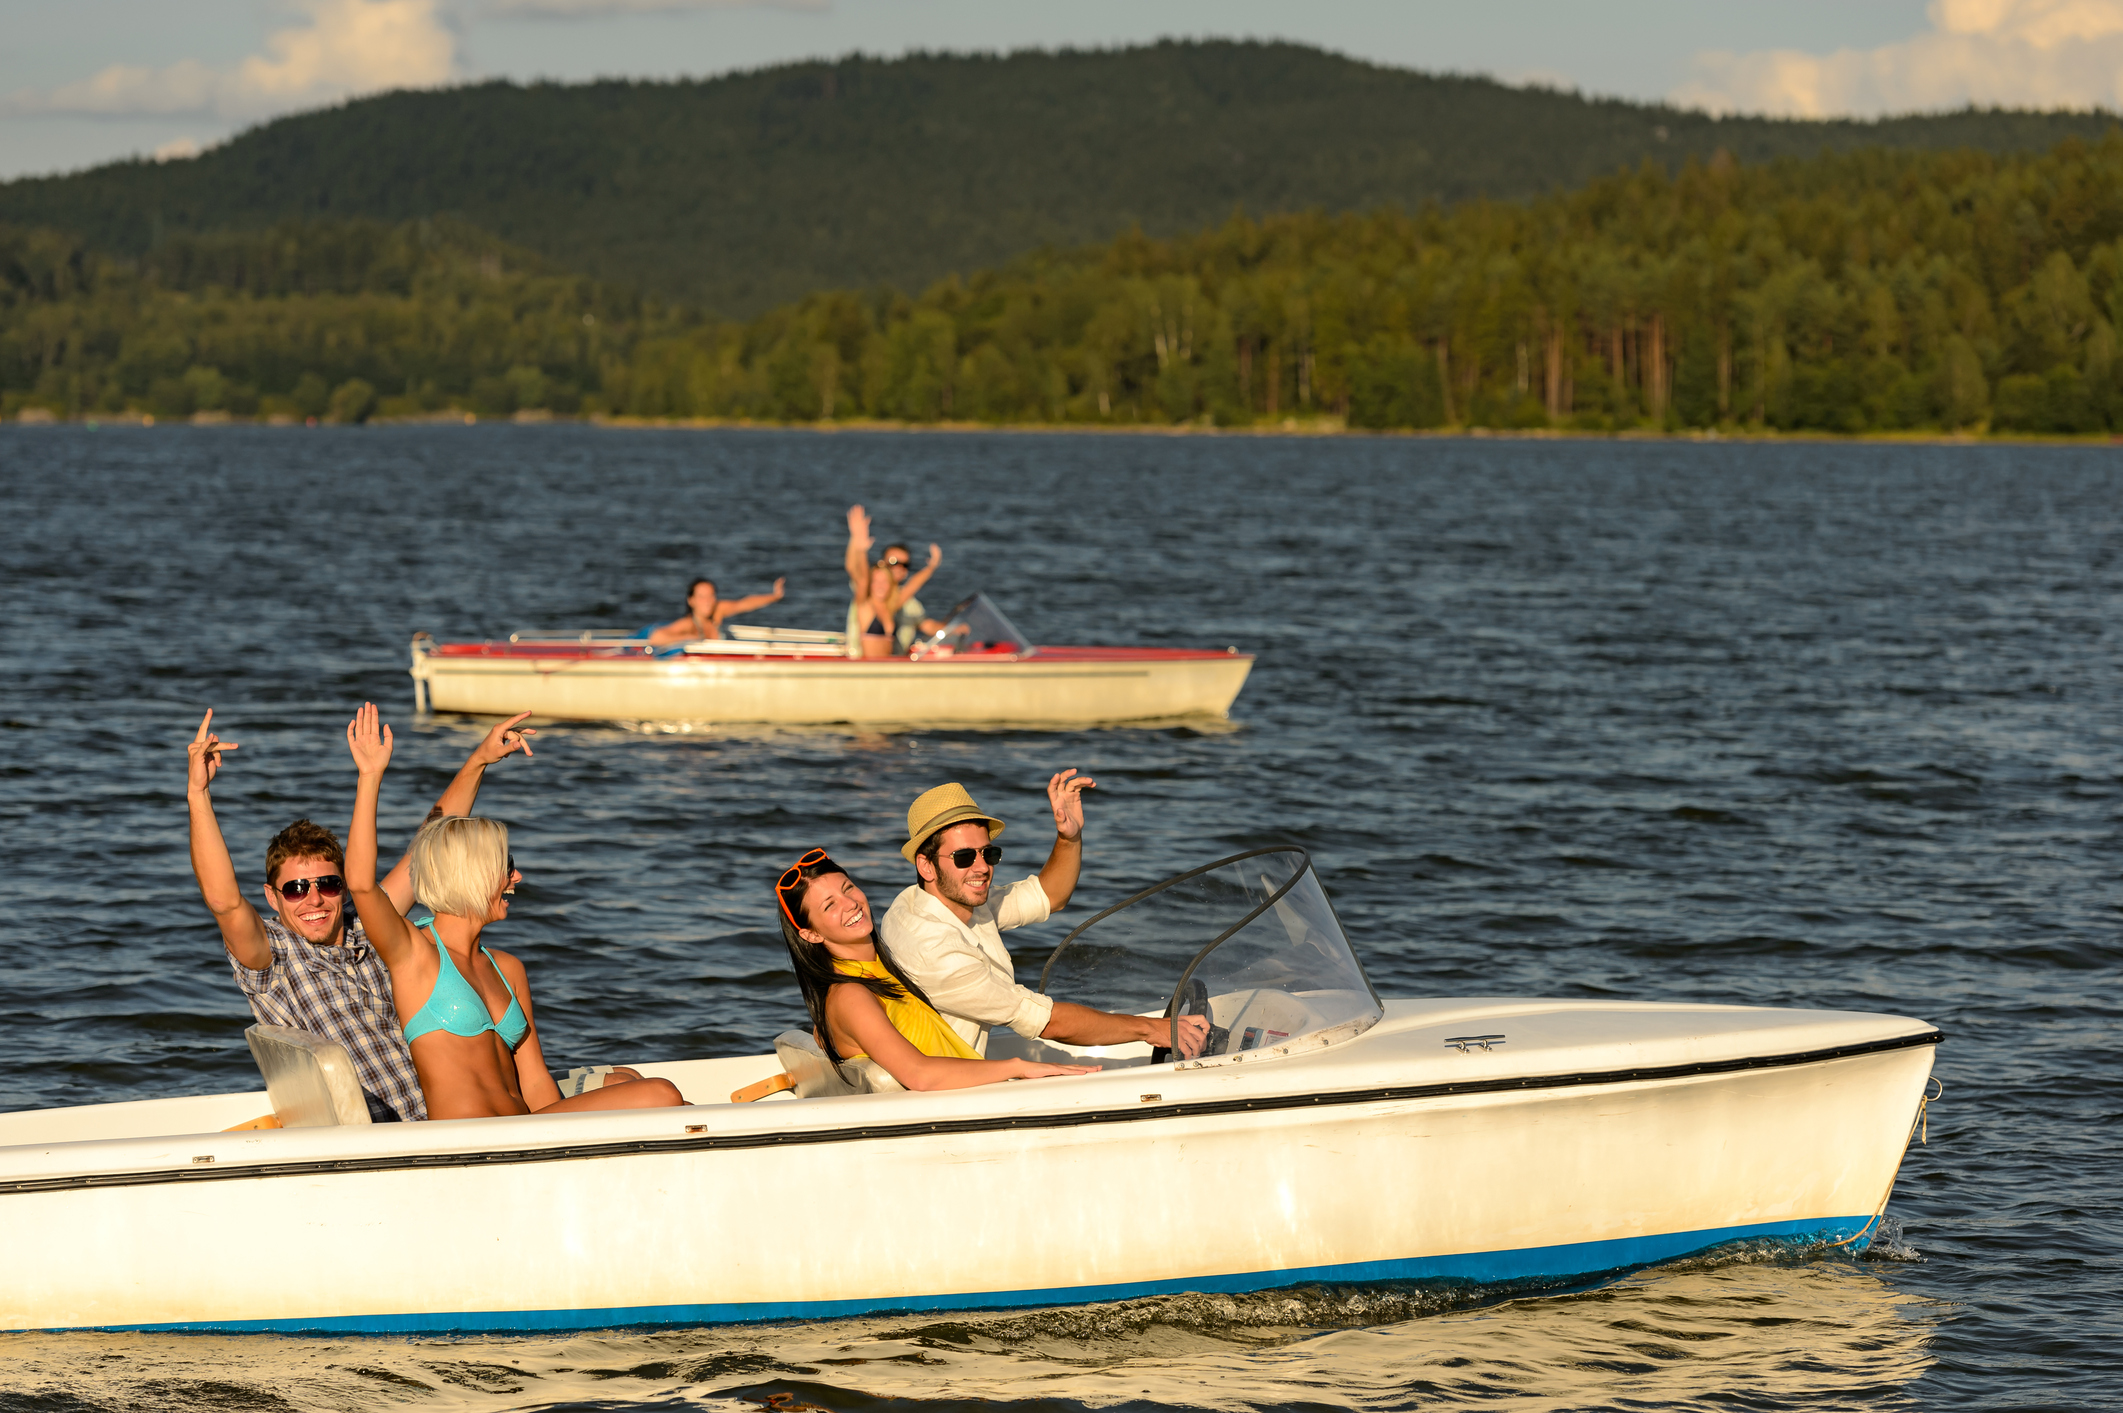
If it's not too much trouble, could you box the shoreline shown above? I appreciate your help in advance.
[7,408,2120,447]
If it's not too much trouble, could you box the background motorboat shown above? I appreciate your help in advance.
[0,848,1938,1334]
[410,594,1254,726]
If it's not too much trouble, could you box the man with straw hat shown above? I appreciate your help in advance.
[882,772,1209,1059]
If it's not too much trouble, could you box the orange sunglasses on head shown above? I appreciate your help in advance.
[776,847,832,931]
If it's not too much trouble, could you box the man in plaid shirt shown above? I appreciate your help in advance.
[185,709,536,1122]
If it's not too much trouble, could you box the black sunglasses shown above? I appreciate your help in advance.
[276,875,345,900]
[883,556,910,568]
[944,845,1003,870]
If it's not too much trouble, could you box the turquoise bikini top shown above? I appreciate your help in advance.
[402,921,530,1050]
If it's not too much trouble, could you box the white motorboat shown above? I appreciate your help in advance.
[410,595,1254,726]
[0,848,1939,1334]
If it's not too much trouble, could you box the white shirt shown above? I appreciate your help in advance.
[882,876,1055,1054]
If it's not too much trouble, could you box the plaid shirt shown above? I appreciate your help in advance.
[228,915,428,1122]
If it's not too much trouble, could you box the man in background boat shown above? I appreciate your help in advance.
[881,778,1211,1059]
[644,575,786,647]
[881,541,945,653]
[184,709,536,1123]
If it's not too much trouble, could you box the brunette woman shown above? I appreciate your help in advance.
[776,849,1092,1090]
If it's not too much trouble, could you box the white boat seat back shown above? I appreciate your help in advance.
[773,1031,857,1099]
[244,1024,373,1128]
[836,1057,904,1094]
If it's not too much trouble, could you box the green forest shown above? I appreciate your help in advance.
[1,40,2111,315]
[7,134,2123,435]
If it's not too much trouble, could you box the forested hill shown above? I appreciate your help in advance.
[11,138,2123,438]
[1,40,2115,317]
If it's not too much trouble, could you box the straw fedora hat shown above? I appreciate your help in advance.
[902,782,1006,862]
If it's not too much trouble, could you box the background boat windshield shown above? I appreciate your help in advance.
[1036,848,1382,1062]
[910,594,1035,658]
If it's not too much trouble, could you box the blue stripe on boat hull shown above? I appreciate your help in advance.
[89,1216,1871,1335]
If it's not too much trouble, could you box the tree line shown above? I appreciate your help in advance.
[7,133,2123,435]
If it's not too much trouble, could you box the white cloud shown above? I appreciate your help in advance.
[152,137,204,162]
[482,0,822,15]
[1675,0,2123,117]
[7,0,457,121]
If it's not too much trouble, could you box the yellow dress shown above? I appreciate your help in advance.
[832,957,980,1060]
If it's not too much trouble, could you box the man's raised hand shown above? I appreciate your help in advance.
[473,710,537,765]
[770,576,787,600]
[1047,767,1095,841]
[187,708,239,793]
[346,702,395,778]
[926,542,942,567]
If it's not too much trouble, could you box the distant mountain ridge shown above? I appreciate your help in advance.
[2,40,2116,316]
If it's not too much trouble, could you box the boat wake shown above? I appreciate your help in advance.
[0,1254,1943,1413]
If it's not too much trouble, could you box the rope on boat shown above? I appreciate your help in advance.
[1826,1077,1945,1252]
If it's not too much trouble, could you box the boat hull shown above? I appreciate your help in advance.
[0,1000,1938,1333]
[411,646,1254,725]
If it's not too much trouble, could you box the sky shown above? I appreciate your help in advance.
[2,0,2118,182]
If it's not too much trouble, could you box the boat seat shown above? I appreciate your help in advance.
[244,1024,374,1128]
[773,1031,860,1098]
[838,1057,904,1094]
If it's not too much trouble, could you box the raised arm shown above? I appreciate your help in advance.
[185,709,270,970]
[899,543,943,602]
[344,704,418,968]
[845,505,874,596]
[377,711,536,912]
[1035,768,1093,911]
[716,578,786,621]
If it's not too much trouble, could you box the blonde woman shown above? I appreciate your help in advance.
[844,504,939,659]
[344,703,686,1120]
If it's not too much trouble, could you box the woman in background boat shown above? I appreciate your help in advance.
[343,703,688,1120]
[643,575,786,648]
[776,849,1093,1090]
[844,504,939,659]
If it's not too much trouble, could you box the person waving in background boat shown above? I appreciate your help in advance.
[844,504,939,659]
[341,703,687,1120]
[774,851,1095,1090]
[643,575,786,648]
[881,777,1211,1059]
[880,540,945,653]
[185,708,538,1124]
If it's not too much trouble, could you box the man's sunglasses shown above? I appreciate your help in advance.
[776,847,832,930]
[943,845,1003,870]
[275,875,345,900]
[883,556,910,569]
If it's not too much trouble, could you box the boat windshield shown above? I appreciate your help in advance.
[1034,848,1382,1064]
[909,594,1035,659]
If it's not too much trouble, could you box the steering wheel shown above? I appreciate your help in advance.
[1152,975,1229,1064]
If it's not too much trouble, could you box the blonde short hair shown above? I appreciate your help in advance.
[409,816,511,919]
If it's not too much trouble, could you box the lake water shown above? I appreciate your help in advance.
[0,425,2117,1411]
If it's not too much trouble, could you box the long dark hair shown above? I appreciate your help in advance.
[777,854,943,1067]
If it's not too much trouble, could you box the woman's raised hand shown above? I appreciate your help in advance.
[846,504,873,552]
[186,708,238,793]
[345,702,395,778]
